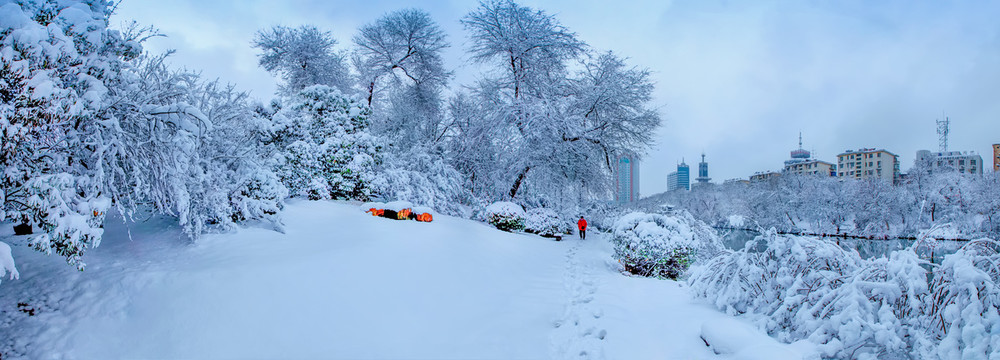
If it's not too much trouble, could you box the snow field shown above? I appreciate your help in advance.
[2,201,813,359]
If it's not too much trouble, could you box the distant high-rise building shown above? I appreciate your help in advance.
[667,160,690,191]
[837,148,900,183]
[782,133,835,177]
[615,156,640,203]
[994,144,999,171]
[915,150,983,175]
[695,153,711,184]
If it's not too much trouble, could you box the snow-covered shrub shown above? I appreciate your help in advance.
[611,211,723,279]
[227,170,287,226]
[270,85,382,201]
[927,238,1000,359]
[524,208,572,237]
[483,202,526,232]
[371,146,470,217]
[688,231,942,359]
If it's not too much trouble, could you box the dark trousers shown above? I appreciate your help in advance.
[579,229,586,239]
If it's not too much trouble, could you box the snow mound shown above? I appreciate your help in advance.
[384,200,413,212]
[701,318,808,359]
[360,202,386,210]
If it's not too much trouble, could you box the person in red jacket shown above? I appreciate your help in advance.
[577,216,587,240]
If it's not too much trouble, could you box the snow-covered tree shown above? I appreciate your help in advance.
[352,9,449,110]
[462,0,584,100]
[459,0,586,200]
[454,2,660,205]
[252,25,352,96]
[268,85,381,201]
[1,1,289,270]
[0,0,139,269]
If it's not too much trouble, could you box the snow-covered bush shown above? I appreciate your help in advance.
[927,238,1000,359]
[270,85,382,201]
[483,202,526,232]
[371,146,470,217]
[227,169,287,226]
[611,211,723,279]
[523,208,572,237]
[687,231,1000,359]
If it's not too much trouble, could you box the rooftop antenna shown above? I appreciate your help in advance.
[936,115,950,152]
[798,132,803,149]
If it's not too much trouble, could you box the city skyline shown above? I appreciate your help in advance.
[114,0,1000,194]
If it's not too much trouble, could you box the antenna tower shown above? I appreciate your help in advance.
[936,117,950,152]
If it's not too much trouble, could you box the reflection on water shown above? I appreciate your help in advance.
[718,229,965,263]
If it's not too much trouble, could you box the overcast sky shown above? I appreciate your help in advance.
[113,0,1000,196]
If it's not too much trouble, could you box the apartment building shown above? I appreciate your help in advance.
[915,150,983,175]
[784,160,836,177]
[836,148,900,183]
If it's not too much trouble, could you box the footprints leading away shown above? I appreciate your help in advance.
[550,240,607,360]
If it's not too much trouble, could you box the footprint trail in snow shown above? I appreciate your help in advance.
[550,238,607,359]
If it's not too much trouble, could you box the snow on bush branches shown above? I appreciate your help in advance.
[523,208,571,237]
[483,202,525,232]
[688,231,1000,359]
[611,211,722,279]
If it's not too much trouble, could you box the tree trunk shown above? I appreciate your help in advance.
[366,81,375,107]
[509,166,530,199]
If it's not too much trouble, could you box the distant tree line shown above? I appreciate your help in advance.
[643,171,1000,240]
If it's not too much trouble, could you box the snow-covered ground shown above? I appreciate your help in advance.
[1,200,810,359]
